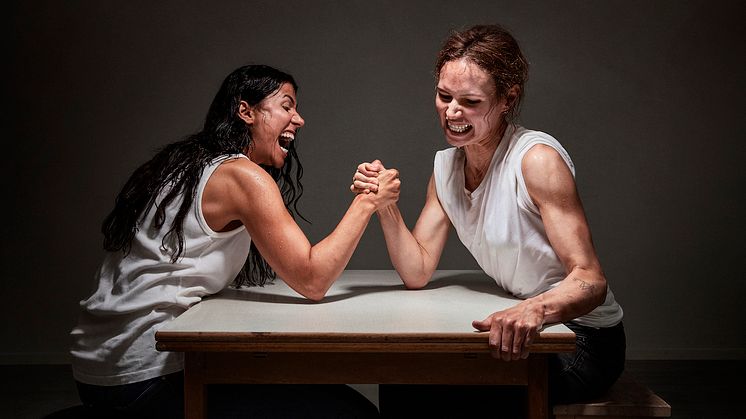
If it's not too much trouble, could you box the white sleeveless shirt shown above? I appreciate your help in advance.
[434,126,622,328]
[70,154,252,385]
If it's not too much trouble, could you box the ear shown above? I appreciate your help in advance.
[237,100,254,125]
[503,84,521,113]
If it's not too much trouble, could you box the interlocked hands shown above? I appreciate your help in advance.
[350,159,400,210]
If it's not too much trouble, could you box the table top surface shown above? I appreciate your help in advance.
[156,271,574,353]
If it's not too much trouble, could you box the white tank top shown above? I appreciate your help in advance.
[70,154,252,385]
[434,126,622,328]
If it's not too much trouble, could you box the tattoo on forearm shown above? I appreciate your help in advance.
[572,277,595,293]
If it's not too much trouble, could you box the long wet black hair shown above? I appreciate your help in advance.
[101,65,304,287]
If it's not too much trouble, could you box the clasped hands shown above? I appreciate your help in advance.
[350,160,400,210]
[351,159,546,361]
[350,159,389,195]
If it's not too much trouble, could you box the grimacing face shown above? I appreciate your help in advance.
[247,82,305,168]
[435,59,509,149]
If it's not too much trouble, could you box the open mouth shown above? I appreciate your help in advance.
[279,132,295,153]
[447,122,472,134]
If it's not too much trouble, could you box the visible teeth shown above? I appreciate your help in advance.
[448,123,471,133]
[279,132,293,154]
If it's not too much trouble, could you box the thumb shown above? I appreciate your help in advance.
[472,317,491,331]
[371,159,386,171]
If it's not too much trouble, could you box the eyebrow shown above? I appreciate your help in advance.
[437,87,485,99]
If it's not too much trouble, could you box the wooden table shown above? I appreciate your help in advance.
[156,270,575,418]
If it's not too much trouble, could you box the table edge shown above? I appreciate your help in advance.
[155,331,576,353]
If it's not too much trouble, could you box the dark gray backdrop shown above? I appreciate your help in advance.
[6,0,745,364]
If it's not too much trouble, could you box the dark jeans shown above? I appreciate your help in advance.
[549,321,626,404]
[77,373,379,418]
[379,321,626,418]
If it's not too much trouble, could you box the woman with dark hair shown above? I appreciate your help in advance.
[70,64,396,417]
[352,25,625,414]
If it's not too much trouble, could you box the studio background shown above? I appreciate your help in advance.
[6,0,744,364]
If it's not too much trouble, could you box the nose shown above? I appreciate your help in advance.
[293,111,305,127]
[445,100,461,119]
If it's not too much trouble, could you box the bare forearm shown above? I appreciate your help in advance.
[303,195,377,299]
[377,205,434,288]
[522,267,607,325]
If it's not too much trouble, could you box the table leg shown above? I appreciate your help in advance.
[184,352,206,419]
[527,354,549,419]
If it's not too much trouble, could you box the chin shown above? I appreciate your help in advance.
[444,134,469,148]
[275,155,291,168]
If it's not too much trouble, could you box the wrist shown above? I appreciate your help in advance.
[525,294,559,326]
[521,296,546,316]
[376,203,399,218]
[352,193,377,215]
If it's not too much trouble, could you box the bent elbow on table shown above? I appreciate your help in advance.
[281,269,338,302]
[290,279,330,302]
[397,271,432,290]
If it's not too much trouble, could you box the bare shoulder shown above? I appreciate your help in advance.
[521,144,568,175]
[521,144,577,205]
[204,157,283,217]
[212,157,277,193]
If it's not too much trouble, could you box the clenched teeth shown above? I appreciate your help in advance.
[448,123,472,133]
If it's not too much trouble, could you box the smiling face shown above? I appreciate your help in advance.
[241,82,305,168]
[435,59,509,149]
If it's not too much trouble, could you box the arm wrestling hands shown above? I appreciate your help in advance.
[351,160,386,194]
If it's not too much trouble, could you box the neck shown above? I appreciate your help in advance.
[462,121,508,191]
